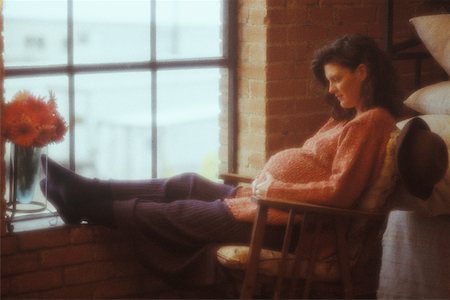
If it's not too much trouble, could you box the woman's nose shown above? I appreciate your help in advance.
[328,83,336,94]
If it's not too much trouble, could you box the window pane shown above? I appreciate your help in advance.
[3,0,67,67]
[157,68,222,179]
[75,72,152,180]
[156,0,223,60]
[73,0,151,64]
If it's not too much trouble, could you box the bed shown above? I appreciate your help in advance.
[377,14,450,299]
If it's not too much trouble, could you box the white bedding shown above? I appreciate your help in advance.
[378,210,450,299]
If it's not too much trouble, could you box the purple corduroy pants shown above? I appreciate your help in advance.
[110,172,289,285]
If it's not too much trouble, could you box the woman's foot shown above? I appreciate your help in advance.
[40,178,80,224]
[40,154,115,227]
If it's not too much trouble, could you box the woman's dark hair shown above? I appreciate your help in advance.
[311,34,401,120]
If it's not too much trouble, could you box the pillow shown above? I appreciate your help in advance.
[404,81,450,115]
[396,115,450,216]
[410,14,450,75]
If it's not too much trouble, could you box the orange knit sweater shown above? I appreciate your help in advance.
[224,108,395,224]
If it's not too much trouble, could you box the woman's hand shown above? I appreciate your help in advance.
[252,172,273,198]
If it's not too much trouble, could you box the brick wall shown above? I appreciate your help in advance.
[2,0,448,298]
[234,0,269,176]
[1,225,177,298]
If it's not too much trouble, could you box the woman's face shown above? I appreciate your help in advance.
[324,62,367,114]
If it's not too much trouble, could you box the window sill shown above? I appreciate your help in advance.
[7,214,65,233]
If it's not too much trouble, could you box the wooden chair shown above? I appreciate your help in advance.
[218,173,391,299]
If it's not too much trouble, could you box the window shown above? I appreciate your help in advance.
[3,0,237,224]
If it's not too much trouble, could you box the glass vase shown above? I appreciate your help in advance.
[13,145,42,204]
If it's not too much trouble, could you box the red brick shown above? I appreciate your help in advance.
[337,6,378,24]
[266,98,296,115]
[299,94,329,113]
[267,80,296,98]
[309,6,334,25]
[14,291,41,299]
[267,26,288,44]
[1,276,11,296]
[40,244,97,268]
[94,241,136,261]
[267,9,291,25]
[93,277,142,299]
[293,61,312,78]
[293,79,309,96]
[267,45,296,62]
[18,227,71,250]
[2,252,41,275]
[293,26,328,41]
[1,235,19,256]
[69,226,95,244]
[266,116,292,135]
[64,261,116,285]
[319,0,360,5]
[267,0,288,9]
[267,63,296,80]
[41,284,95,299]
[9,269,63,294]
[112,261,148,277]
[268,7,308,25]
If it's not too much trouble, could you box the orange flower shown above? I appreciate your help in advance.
[1,90,68,147]
[7,115,39,147]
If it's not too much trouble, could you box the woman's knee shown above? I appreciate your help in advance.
[165,172,201,200]
[166,172,234,201]
[169,172,202,186]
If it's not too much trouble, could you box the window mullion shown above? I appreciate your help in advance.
[224,0,238,174]
[150,0,157,178]
[67,0,76,171]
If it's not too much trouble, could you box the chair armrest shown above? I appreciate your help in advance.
[255,197,385,219]
[219,173,253,185]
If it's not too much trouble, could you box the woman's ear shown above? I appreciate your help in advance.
[356,64,368,81]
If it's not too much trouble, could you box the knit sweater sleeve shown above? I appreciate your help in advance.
[266,109,394,208]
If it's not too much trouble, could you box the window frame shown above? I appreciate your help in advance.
[4,0,238,175]
[3,0,238,225]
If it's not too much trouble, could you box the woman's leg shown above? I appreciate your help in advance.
[110,172,237,203]
[116,198,247,246]
[113,197,290,282]
[41,155,237,227]
[115,197,290,249]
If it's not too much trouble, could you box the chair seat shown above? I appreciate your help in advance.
[217,245,341,281]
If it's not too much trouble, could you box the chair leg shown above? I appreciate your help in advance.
[240,205,269,299]
[289,213,323,299]
[335,218,353,299]
[274,209,297,299]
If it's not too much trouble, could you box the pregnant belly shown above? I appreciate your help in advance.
[262,148,329,183]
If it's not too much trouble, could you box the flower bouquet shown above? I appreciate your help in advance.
[2,90,67,147]
[2,91,67,205]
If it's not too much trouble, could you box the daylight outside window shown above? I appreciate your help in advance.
[3,0,233,223]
